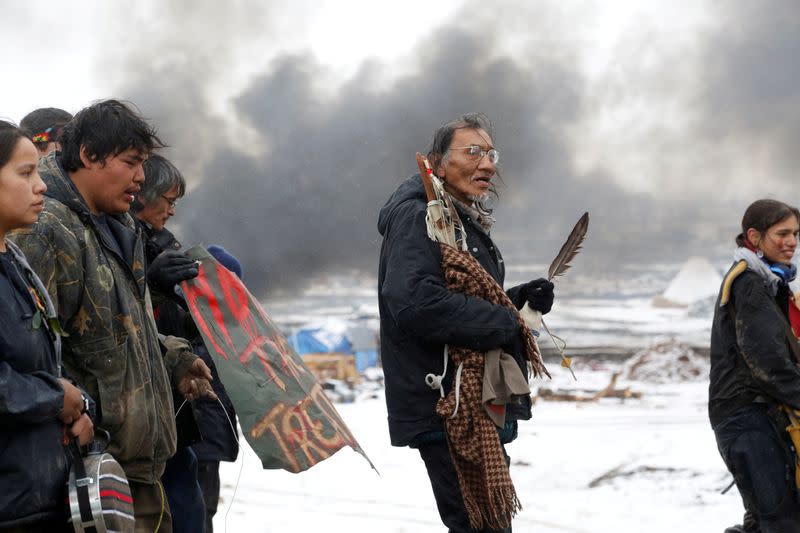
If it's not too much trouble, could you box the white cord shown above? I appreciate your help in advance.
[174,394,242,533]
[449,363,463,419]
[424,345,449,398]
[423,345,463,418]
[175,399,187,417]
[219,395,242,533]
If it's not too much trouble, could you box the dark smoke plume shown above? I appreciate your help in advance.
[105,1,800,297]
[175,26,603,296]
[697,0,800,188]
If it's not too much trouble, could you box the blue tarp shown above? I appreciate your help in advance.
[354,349,379,372]
[289,326,380,371]
[288,328,353,355]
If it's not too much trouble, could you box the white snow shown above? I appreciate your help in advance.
[210,262,746,532]
[214,369,743,533]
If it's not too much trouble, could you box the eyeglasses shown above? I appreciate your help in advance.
[451,145,500,165]
[161,195,178,208]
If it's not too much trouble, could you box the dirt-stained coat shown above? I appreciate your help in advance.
[11,152,196,483]
[709,264,800,428]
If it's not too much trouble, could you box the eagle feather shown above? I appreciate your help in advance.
[547,212,589,281]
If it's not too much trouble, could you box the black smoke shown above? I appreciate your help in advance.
[174,27,606,296]
[697,0,800,188]
[105,2,800,297]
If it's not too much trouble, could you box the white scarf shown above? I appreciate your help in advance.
[733,247,782,296]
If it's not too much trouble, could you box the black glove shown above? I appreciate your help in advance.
[147,250,199,292]
[518,278,554,314]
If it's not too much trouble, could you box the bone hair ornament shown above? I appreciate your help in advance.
[416,153,468,251]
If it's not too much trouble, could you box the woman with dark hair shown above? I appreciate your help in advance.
[19,107,73,156]
[710,199,800,533]
[0,120,93,532]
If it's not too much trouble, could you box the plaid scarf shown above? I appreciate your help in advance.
[435,243,549,529]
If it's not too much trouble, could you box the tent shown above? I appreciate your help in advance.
[288,327,352,355]
[288,325,379,372]
[347,325,380,372]
[652,256,722,307]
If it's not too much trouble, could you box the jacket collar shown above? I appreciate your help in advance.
[733,247,782,295]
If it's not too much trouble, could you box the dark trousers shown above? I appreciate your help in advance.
[161,447,206,533]
[418,440,512,533]
[197,460,222,533]
[714,404,800,533]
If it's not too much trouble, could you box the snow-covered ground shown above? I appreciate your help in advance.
[212,260,749,532]
[214,364,744,533]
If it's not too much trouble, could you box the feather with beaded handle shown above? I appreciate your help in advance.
[522,211,590,380]
[547,211,589,281]
[546,211,589,379]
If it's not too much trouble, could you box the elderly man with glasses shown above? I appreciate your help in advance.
[377,113,555,532]
[132,154,240,533]
[131,153,207,533]
[131,153,203,309]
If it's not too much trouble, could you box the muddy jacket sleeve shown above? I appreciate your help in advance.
[11,223,82,326]
[380,202,519,351]
[734,278,800,408]
[160,334,198,387]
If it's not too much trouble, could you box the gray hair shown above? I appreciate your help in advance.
[131,153,186,212]
[426,112,494,170]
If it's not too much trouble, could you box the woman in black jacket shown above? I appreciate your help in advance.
[0,121,93,533]
[710,199,800,533]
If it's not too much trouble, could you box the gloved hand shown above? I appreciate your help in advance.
[518,278,554,314]
[147,250,199,292]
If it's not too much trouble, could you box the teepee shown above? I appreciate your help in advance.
[652,256,722,308]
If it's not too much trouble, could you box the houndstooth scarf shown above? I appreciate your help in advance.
[435,243,549,529]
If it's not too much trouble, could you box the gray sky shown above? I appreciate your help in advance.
[2,1,797,296]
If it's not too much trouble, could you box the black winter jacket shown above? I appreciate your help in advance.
[709,265,800,428]
[0,242,68,528]
[377,175,530,447]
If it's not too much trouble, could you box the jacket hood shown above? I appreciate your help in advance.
[39,151,90,217]
[377,174,426,236]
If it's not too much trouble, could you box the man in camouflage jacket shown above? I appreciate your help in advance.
[13,100,213,532]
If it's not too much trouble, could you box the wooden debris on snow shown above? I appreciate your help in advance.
[533,372,642,403]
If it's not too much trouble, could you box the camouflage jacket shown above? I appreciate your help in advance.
[11,152,196,483]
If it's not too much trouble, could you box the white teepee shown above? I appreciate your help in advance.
[652,256,722,307]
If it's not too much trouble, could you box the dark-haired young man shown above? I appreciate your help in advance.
[12,99,214,532]
[19,107,73,156]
